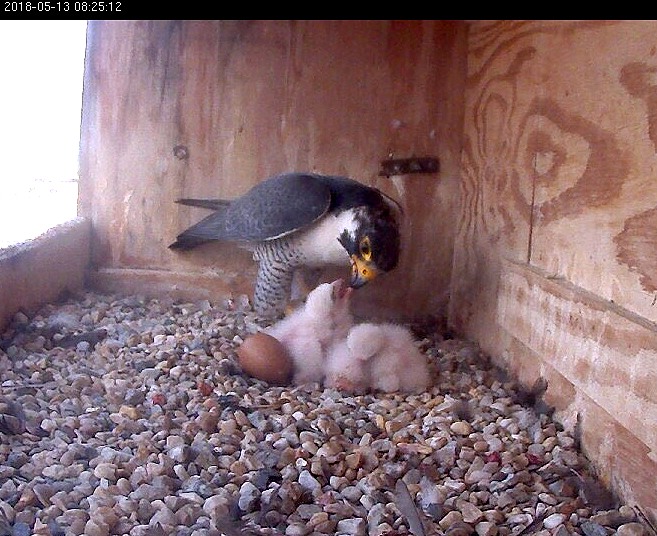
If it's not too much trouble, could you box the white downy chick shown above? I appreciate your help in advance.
[324,337,369,392]
[344,322,431,393]
[265,279,353,385]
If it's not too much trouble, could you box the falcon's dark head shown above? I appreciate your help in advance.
[338,204,401,288]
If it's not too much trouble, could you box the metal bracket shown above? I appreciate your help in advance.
[379,157,439,177]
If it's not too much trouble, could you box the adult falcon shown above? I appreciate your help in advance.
[169,172,402,317]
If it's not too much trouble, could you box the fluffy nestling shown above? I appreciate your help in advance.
[265,279,354,385]
[325,322,431,393]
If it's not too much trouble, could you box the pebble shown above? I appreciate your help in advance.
[457,499,483,524]
[450,421,472,435]
[581,521,609,536]
[336,517,367,535]
[440,510,464,529]
[298,470,322,495]
[237,481,260,512]
[0,291,648,536]
[475,521,498,536]
[543,513,567,529]
[617,523,647,536]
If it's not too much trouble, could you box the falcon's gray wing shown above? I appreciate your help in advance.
[170,173,332,248]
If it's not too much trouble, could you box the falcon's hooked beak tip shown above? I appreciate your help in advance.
[349,255,379,289]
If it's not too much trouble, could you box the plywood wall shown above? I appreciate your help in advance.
[79,20,468,321]
[451,20,657,523]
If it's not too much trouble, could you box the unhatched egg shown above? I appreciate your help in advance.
[237,332,293,384]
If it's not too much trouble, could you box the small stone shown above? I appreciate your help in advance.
[543,513,566,529]
[285,523,311,536]
[487,437,503,452]
[150,505,175,527]
[440,510,464,530]
[495,492,515,509]
[538,492,557,505]
[93,462,117,480]
[83,520,109,536]
[619,505,637,520]
[473,440,489,452]
[308,511,330,527]
[581,521,608,536]
[341,485,362,502]
[475,521,498,536]
[370,523,394,536]
[168,445,190,463]
[345,451,362,469]
[237,481,260,512]
[296,504,322,520]
[0,400,26,434]
[446,522,475,536]
[508,513,533,525]
[335,517,366,535]
[554,525,570,536]
[366,503,388,529]
[298,470,322,496]
[11,522,31,536]
[450,421,472,435]
[203,495,229,519]
[617,523,646,536]
[316,417,342,437]
[118,405,139,419]
[457,500,483,524]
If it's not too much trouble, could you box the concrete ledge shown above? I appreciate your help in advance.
[0,217,91,332]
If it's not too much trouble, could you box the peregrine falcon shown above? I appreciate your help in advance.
[169,172,401,317]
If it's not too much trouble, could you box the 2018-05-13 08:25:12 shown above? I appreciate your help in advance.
[3,0,121,11]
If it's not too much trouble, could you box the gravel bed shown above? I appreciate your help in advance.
[0,291,650,536]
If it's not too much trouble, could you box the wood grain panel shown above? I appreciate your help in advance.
[525,21,657,323]
[450,20,542,345]
[79,20,468,320]
[452,21,657,524]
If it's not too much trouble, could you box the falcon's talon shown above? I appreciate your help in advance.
[170,172,401,316]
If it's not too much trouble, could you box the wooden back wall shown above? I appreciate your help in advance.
[79,20,468,321]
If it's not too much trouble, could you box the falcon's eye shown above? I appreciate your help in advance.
[359,236,372,261]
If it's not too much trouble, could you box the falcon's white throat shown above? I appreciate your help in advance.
[294,209,359,267]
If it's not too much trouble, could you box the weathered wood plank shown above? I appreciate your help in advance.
[0,219,90,332]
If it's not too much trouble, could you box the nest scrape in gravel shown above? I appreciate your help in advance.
[0,291,648,536]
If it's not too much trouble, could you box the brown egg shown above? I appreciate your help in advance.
[237,332,293,385]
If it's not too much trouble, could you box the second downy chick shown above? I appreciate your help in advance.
[326,322,431,393]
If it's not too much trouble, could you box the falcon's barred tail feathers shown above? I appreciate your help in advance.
[169,172,402,317]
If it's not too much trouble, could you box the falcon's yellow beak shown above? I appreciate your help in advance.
[350,254,380,288]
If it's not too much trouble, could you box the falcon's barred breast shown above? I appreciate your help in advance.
[169,172,401,317]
